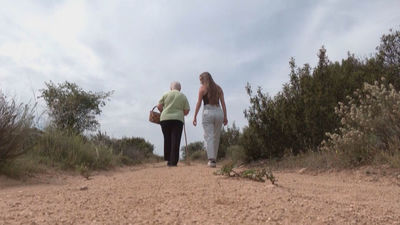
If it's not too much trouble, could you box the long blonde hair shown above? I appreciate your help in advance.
[200,72,219,105]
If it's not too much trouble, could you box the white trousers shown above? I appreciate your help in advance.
[202,105,224,160]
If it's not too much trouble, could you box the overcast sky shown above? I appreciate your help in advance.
[0,0,399,155]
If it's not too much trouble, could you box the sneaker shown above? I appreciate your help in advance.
[207,160,216,168]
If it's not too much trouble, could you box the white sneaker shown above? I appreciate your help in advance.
[207,160,216,168]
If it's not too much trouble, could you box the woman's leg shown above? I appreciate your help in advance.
[169,120,183,165]
[160,121,171,162]
[212,109,224,160]
[202,109,216,161]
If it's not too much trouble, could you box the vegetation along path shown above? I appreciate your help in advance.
[1,163,400,224]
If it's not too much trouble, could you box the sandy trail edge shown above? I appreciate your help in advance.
[1,162,399,225]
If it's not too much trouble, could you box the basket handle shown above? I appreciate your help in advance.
[152,106,158,111]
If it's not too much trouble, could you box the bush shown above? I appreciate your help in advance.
[114,137,154,160]
[0,93,35,164]
[243,29,400,161]
[189,150,207,161]
[181,141,205,160]
[240,126,266,161]
[322,78,400,167]
[0,153,47,178]
[218,123,240,159]
[225,145,247,164]
[35,128,119,169]
[91,132,155,165]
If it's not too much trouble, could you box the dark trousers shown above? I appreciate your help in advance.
[160,120,183,166]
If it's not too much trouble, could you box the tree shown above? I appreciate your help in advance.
[244,84,283,159]
[377,28,400,68]
[40,81,113,134]
[376,28,400,89]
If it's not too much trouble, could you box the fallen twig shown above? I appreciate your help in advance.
[214,162,276,184]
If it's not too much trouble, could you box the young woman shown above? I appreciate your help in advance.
[193,72,228,167]
[158,81,190,166]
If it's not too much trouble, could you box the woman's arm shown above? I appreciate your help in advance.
[158,93,166,112]
[193,86,206,126]
[157,104,163,112]
[219,87,228,126]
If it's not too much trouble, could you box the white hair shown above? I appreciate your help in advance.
[170,81,181,91]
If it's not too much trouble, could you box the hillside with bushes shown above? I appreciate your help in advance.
[0,81,160,178]
[187,28,400,169]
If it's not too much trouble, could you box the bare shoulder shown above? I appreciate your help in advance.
[199,85,207,94]
[216,85,224,95]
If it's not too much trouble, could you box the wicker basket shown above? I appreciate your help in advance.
[149,106,160,124]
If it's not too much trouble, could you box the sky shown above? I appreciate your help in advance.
[0,0,399,156]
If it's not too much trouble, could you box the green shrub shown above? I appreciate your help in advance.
[35,128,119,169]
[0,93,36,164]
[0,153,46,178]
[91,132,155,165]
[114,137,154,163]
[240,126,266,161]
[190,150,207,161]
[225,145,246,163]
[322,79,400,167]
[181,141,204,160]
[218,123,240,159]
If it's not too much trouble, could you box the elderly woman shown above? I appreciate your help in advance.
[158,81,190,167]
[193,72,228,167]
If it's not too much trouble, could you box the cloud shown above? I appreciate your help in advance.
[0,0,399,155]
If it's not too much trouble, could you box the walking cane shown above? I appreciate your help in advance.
[183,122,190,165]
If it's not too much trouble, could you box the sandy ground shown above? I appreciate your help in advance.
[1,162,400,225]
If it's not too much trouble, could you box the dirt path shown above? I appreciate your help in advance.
[1,162,400,225]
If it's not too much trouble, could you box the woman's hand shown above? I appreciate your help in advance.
[157,104,163,112]
[193,86,205,127]
[219,87,228,126]
[184,109,189,116]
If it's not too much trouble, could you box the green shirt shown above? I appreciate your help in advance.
[159,90,190,123]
